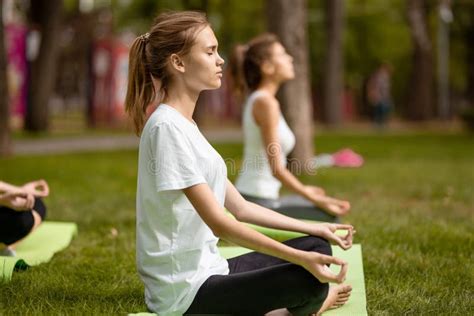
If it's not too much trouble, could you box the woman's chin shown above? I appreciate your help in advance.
[209,80,222,89]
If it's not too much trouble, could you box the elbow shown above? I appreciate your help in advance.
[208,223,225,238]
[231,201,254,223]
[270,164,285,180]
[208,213,243,240]
[211,224,233,240]
[230,207,245,222]
[207,218,233,239]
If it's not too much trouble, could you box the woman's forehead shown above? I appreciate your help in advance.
[194,25,218,48]
[272,42,285,53]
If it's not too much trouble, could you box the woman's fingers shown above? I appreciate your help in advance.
[343,228,353,247]
[321,257,348,283]
[334,224,354,230]
[309,254,348,284]
[318,266,340,283]
[25,179,50,197]
[335,262,348,283]
[320,253,346,266]
[37,180,50,197]
[331,235,350,250]
[26,193,35,209]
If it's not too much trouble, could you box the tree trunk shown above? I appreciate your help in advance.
[406,0,434,120]
[266,0,314,171]
[323,0,344,125]
[24,0,63,132]
[0,0,12,156]
[466,7,474,106]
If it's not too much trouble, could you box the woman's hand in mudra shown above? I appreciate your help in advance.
[300,251,348,284]
[22,179,49,197]
[316,223,355,250]
[0,191,35,211]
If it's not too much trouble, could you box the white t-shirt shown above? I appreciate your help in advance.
[235,91,296,199]
[136,104,229,315]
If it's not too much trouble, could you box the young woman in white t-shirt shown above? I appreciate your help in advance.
[231,33,351,222]
[125,11,354,316]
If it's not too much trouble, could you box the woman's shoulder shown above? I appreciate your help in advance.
[253,91,280,113]
[252,92,280,126]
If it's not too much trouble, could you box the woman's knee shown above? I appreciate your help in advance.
[317,237,332,256]
[33,198,47,220]
[287,236,332,256]
[309,235,332,256]
[31,210,43,230]
[288,274,329,315]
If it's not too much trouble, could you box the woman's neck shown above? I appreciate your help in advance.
[256,79,281,97]
[162,85,200,123]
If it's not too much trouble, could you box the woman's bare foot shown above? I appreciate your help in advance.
[312,195,351,216]
[313,284,352,315]
[0,246,16,257]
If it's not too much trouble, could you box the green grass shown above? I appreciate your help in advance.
[1,132,473,315]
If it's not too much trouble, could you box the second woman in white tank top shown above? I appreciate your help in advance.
[232,34,351,220]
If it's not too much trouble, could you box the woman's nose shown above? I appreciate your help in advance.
[217,54,225,66]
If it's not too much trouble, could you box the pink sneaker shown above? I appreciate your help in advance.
[332,148,364,167]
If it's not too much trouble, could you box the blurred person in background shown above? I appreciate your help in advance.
[230,33,354,223]
[0,179,49,256]
[367,63,393,127]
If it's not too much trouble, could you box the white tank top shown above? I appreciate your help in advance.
[235,90,296,199]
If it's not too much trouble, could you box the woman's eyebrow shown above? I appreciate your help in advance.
[206,45,218,50]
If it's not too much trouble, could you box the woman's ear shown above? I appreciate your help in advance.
[261,60,275,76]
[170,53,185,73]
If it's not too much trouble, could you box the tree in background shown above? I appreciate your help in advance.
[266,0,314,167]
[0,0,11,156]
[406,0,434,120]
[323,0,344,124]
[24,0,63,132]
[451,0,474,108]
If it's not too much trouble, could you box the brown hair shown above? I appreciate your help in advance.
[125,11,209,135]
[229,33,279,100]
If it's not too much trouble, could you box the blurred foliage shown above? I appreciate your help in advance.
[61,0,472,117]
[109,0,266,59]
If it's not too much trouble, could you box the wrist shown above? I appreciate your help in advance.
[298,185,311,199]
[304,222,324,237]
[292,248,310,267]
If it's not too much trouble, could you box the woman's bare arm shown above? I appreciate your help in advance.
[252,95,320,200]
[184,183,347,283]
[224,179,354,250]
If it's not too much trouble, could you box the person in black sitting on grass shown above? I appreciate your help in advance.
[0,179,49,257]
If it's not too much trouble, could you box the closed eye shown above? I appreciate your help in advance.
[206,45,218,56]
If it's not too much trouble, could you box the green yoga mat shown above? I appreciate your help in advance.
[130,244,366,316]
[0,221,78,283]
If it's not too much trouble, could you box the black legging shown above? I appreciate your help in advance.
[185,236,331,315]
[0,198,47,245]
[242,193,339,223]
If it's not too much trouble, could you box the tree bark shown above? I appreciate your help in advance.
[0,0,12,156]
[406,0,434,120]
[24,0,63,132]
[465,6,474,105]
[323,0,344,125]
[266,0,314,170]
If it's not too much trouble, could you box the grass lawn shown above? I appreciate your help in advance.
[0,132,473,315]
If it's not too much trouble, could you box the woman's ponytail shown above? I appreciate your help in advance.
[229,44,248,104]
[125,35,155,136]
